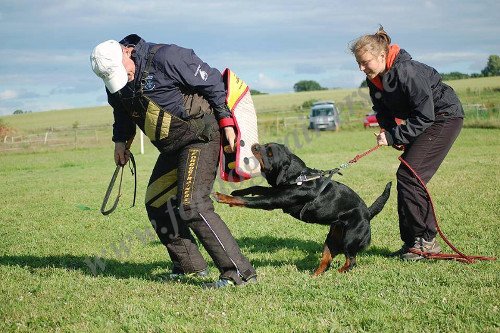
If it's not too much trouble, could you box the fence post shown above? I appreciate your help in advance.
[44,132,49,144]
[140,131,144,155]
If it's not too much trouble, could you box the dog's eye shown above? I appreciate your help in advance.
[266,148,273,157]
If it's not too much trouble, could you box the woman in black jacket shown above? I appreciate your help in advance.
[350,26,464,260]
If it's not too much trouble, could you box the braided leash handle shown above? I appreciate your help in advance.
[349,144,381,164]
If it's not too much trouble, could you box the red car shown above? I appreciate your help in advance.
[363,112,403,129]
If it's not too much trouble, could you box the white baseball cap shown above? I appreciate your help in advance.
[90,40,128,94]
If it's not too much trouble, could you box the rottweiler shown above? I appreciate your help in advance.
[214,142,391,275]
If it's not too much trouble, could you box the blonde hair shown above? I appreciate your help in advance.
[350,25,391,57]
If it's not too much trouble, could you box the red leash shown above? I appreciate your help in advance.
[348,144,382,164]
[339,144,382,169]
[347,144,495,263]
[398,156,496,263]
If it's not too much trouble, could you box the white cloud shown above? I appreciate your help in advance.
[0,49,87,66]
[0,90,18,100]
[255,73,289,91]
[415,51,492,73]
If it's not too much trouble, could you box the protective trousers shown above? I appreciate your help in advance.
[396,117,463,244]
[145,123,256,285]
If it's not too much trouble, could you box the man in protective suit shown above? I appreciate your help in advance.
[90,34,256,288]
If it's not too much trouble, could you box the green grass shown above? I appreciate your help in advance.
[1,126,499,332]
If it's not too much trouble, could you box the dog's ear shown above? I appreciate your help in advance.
[280,145,306,175]
[274,164,289,186]
[278,145,293,165]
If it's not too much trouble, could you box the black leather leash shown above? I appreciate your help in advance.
[100,153,136,215]
[101,139,137,216]
[292,167,342,191]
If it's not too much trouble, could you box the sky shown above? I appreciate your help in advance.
[1,0,499,116]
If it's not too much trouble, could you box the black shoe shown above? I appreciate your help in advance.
[202,276,257,289]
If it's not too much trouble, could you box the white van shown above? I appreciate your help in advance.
[308,101,340,131]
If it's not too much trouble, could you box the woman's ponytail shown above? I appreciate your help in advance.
[350,25,392,57]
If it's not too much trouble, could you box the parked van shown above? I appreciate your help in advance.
[308,101,340,131]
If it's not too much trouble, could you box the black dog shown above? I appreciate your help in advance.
[214,143,391,275]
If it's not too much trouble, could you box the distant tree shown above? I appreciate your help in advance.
[359,80,368,88]
[481,55,500,77]
[301,99,318,109]
[441,72,470,80]
[293,80,326,92]
[13,109,24,115]
[250,89,267,95]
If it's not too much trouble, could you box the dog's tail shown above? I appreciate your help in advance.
[368,182,392,220]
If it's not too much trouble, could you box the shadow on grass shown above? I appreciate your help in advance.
[238,235,394,272]
[0,238,394,282]
[0,254,172,281]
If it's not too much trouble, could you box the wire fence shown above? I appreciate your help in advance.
[0,125,111,152]
[1,103,495,153]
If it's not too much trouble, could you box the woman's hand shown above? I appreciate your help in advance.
[374,131,388,146]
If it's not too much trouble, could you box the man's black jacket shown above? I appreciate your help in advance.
[107,34,231,143]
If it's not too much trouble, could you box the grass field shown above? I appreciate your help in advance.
[1,122,499,331]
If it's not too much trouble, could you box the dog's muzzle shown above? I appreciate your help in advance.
[251,144,266,172]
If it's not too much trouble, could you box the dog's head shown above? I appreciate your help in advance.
[251,142,306,187]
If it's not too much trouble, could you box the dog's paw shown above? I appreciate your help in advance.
[212,192,245,207]
[213,192,230,203]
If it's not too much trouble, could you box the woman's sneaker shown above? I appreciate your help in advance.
[401,237,442,261]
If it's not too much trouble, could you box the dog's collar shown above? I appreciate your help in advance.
[292,168,342,186]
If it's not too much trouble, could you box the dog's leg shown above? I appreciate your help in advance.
[213,192,246,206]
[231,186,275,197]
[338,256,356,273]
[312,244,334,276]
[312,224,345,276]
[215,187,309,210]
